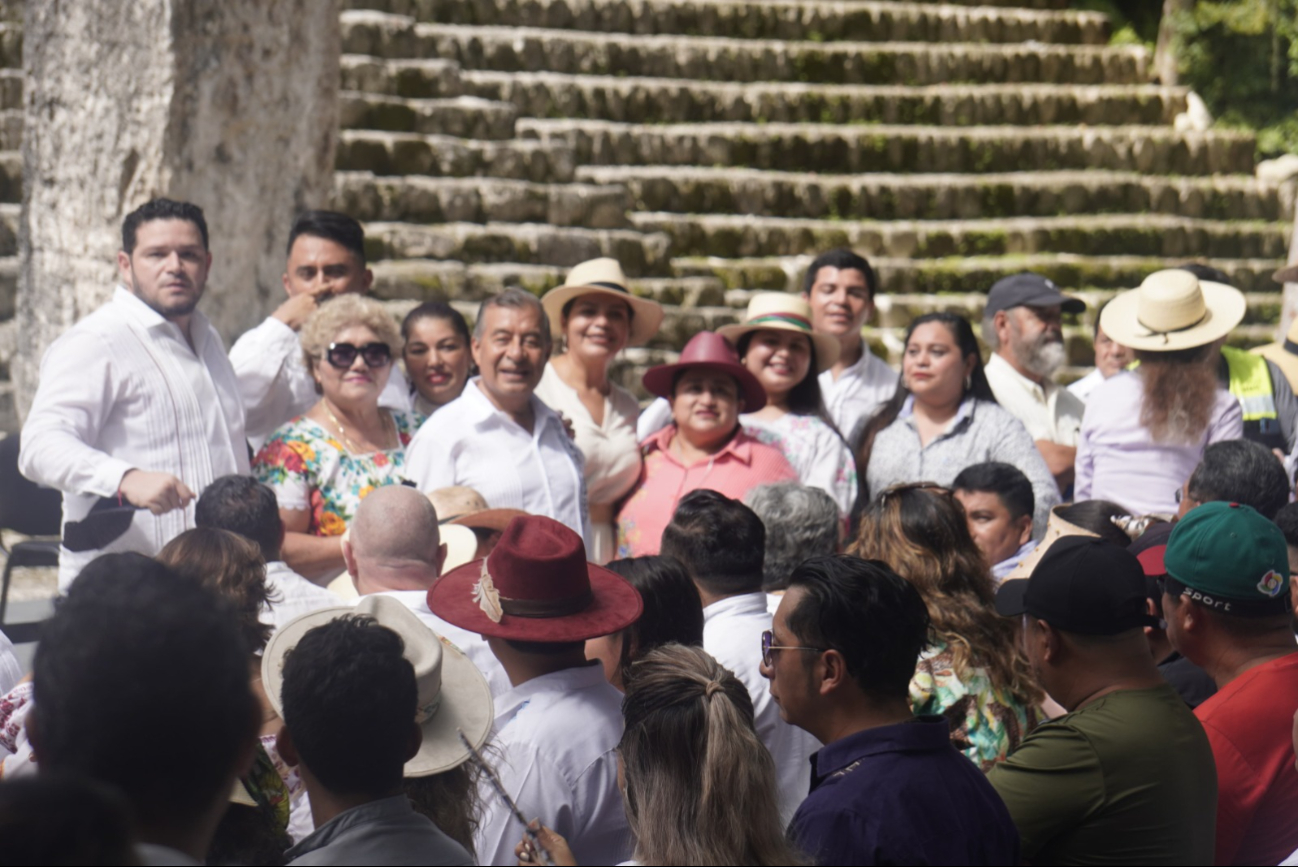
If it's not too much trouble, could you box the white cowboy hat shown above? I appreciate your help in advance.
[1004,505,1098,582]
[262,594,493,777]
[1099,269,1245,353]
[541,257,665,347]
[716,292,841,372]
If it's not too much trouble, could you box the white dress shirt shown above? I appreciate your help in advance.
[0,632,21,698]
[984,352,1084,446]
[405,379,589,540]
[1067,368,1105,402]
[260,561,344,632]
[475,664,633,867]
[370,589,512,699]
[819,346,898,445]
[703,592,819,826]
[20,287,249,590]
[229,316,410,448]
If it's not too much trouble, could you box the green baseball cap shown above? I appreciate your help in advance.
[1163,501,1292,616]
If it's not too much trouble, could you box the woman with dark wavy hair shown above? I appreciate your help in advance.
[856,312,1058,532]
[849,484,1042,769]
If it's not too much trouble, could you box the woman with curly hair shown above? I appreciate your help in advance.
[849,483,1041,768]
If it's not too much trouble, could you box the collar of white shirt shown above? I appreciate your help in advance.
[493,662,608,726]
[112,284,212,344]
[702,591,769,624]
[460,377,564,436]
[985,352,1054,403]
[898,394,977,433]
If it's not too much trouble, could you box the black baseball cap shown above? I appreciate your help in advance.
[995,536,1159,634]
[986,273,1086,316]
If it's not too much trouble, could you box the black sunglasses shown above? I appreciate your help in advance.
[326,342,392,370]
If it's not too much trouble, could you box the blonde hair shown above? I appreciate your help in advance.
[1137,346,1218,444]
[157,528,276,654]
[619,644,804,866]
[299,294,402,375]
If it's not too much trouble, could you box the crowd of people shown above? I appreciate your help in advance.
[2,196,1298,865]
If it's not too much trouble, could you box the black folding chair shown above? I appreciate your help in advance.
[0,434,61,642]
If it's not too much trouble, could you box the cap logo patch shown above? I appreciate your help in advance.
[1257,570,1285,598]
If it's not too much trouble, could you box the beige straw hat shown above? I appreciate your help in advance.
[1099,269,1245,353]
[716,292,841,372]
[1252,317,1298,393]
[262,595,493,777]
[541,257,665,347]
[1004,505,1099,582]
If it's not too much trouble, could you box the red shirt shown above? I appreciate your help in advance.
[1195,652,1298,866]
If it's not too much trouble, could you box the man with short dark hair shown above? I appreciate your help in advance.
[20,199,249,590]
[1162,501,1298,865]
[800,249,897,444]
[743,482,839,598]
[981,273,1087,492]
[195,474,338,628]
[766,554,1018,865]
[230,210,408,444]
[30,553,260,864]
[953,461,1036,581]
[989,536,1218,864]
[406,289,588,540]
[661,489,818,824]
[1178,438,1291,520]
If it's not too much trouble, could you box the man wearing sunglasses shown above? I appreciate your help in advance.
[19,198,249,591]
[229,210,410,446]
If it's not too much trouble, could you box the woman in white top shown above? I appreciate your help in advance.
[538,258,665,563]
[718,293,859,518]
[400,301,474,417]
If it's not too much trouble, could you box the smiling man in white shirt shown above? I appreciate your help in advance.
[228,210,408,447]
[405,288,589,540]
[801,249,898,447]
[981,273,1087,494]
[20,198,249,590]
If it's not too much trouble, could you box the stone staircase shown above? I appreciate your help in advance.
[334,0,1293,394]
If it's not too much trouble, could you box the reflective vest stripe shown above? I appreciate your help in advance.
[1222,345,1277,422]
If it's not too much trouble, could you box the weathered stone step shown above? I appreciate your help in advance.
[642,212,1290,263]
[363,221,673,275]
[337,130,576,183]
[0,23,19,69]
[412,24,1150,86]
[0,254,18,319]
[0,70,19,111]
[577,166,1288,223]
[354,0,1110,46]
[335,172,631,228]
[674,253,1290,296]
[369,258,725,306]
[341,55,463,99]
[339,91,517,140]
[518,120,1258,176]
[465,72,1187,127]
[0,150,17,204]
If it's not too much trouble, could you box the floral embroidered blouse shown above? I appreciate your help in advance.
[910,641,1039,771]
[252,410,422,536]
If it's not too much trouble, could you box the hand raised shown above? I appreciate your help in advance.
[118,470,196,515]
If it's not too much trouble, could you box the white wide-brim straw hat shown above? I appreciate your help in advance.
[262,595,493,777]
[1005,505,1099,582]
[1100,269,1246,353]
[541,257,665,347]
[716,292,841,373]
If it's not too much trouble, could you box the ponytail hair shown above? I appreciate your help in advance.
[619,644,804,866]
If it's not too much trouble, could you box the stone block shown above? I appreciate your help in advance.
[340,10,419,57]
[341,55,463,99]
[337,130,576,183]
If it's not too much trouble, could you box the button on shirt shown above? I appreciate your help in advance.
[404,380,589,540]
[19,287,249,590]
[230,316,411,448]
[703,592,819,826]
[984,352,1084,445]
[285,794,471,866]
[790,716,1019,866]
[819,347,898,445]
[475,664,632,867]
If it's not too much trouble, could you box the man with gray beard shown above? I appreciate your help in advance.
[982,273,1087,494]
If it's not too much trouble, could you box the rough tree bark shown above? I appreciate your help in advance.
[1154,0,1193,85]
[13,0,340,419]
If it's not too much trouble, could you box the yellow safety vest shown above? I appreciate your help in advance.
[1222,345,1277,423]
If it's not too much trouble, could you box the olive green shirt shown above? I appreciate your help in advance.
[987,683,1217,865]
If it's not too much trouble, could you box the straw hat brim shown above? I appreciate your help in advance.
[449,508,530,533]
[1099,280,1245,352]
[715,322,841,373]
[641,358,768,412]
[428,557,644,642]
[440,524,480,574]
[1004,505,1098,582]
[1253,343,1298,394]
[541,284,664,347]
[262,600,494,776]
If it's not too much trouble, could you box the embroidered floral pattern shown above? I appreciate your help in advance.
[253,410,422,536]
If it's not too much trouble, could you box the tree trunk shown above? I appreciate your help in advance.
[1154,0,1193,85]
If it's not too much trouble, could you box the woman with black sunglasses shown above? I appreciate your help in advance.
[253,295,423,583]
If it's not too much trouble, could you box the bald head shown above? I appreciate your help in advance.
[345,485,445,593]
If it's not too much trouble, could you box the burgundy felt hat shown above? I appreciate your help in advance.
[428,515,643,642]
[641,331,768,411]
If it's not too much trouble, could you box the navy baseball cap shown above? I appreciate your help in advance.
[996,536,1159,634]
[986,273,1086,316]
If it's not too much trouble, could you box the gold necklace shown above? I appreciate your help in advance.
[323,401,391,454]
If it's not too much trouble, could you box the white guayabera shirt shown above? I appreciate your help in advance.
[20,287,249,590]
